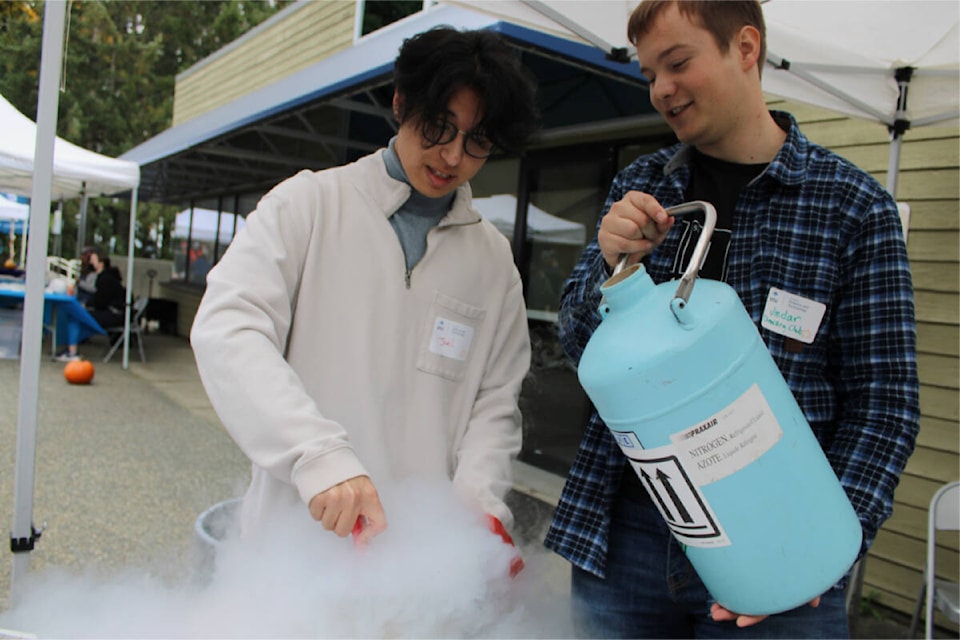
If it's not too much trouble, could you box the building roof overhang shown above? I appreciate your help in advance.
[120,5,655,209]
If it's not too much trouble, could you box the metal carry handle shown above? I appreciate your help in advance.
[612,200,717,308]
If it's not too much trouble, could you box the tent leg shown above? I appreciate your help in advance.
[122,188,139,370]
[76,189,88,255]
[886,133,902,198]
[11,0,68,601]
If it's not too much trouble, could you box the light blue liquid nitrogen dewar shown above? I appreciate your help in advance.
[578,229,861,616]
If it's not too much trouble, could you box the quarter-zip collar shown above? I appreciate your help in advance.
[354,147,481,229]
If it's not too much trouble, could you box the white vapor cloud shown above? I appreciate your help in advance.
[0,478,573,638]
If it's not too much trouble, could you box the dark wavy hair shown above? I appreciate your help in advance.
[393,26,540,155]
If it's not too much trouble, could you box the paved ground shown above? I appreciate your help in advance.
[0,332,934,638]
[0,334,252,616]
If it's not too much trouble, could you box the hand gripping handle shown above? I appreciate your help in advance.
[612,200,717,309]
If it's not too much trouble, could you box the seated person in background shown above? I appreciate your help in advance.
[75,246,97,304]
[57,248,126,361]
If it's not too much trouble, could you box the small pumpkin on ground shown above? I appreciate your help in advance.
[64,359,95,385]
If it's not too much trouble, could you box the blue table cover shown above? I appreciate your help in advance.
[0,286,107,348]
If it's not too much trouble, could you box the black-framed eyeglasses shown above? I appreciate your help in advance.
[420,119,496,159]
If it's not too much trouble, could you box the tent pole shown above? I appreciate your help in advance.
[18,214,26,265]
[11,0,67,601]
[77,186,88,255]
[886,135,903,198]
[886,67,914,198]
[122,187,139,370]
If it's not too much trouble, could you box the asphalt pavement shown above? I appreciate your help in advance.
[0,333,252,615]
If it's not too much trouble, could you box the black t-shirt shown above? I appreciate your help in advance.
[618,150,767,501]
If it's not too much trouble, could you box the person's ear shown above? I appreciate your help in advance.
[392,91,403,122]
[736,25,762,73]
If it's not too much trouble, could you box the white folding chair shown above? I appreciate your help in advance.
[46,256,81,282]
[897,202,911,243]
[909,481,960,638]
[102,296,149,363]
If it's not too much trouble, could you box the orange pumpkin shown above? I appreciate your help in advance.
[64,359,95,385]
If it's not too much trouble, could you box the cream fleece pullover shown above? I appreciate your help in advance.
[191,150,530,537]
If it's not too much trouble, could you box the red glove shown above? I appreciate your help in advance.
[351,516,365,548]
[486,514,525,578]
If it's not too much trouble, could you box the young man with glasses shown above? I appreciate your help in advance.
[191,27,539,550]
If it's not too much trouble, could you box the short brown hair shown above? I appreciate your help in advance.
[628,0,767,77]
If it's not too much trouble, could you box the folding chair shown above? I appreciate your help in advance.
[909,481,960,638]
[102,296,149,363]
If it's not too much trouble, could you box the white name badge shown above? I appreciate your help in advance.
[761,287,826,344]
[428,316,474,361]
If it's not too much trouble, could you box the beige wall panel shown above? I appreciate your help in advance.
[907,230,960,262]
[916,416,960,453]
[871,529,924,573]
[896,474,960,509]
[824,141,894,172]
[766,100,844,126]
[868,542,920,603]
[174,2,355,125]
[905,447,959,480]
[910,262,959,293]
[798,119,890,148]
[899,125,960,144]
[917,353,959,389]
[914,291,960,324]
[860,557,921,612]
[874,521,960,580]
[896,168,960,200]
[840,138,959,174]
[777,96,957,146]
[883,502,928,540]
[906,200,960,230]
[919,384,959,422]
[899,136,960,171]
[917,322,960,357]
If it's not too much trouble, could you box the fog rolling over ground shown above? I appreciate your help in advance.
[0,479,573,638]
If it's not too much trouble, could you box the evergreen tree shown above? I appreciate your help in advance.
[0,0,290,260]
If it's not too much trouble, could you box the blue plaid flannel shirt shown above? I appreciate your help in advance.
[543,112,920,579]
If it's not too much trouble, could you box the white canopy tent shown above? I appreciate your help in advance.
[442,0,960,197]
[0,193,30,236]
[473,194,586,246]
[0,92,141,365]
[0,94,141,201]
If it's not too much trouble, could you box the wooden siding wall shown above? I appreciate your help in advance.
[773,98,960,628]
[172,2,356,126]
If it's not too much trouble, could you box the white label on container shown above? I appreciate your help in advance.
[669,384,783,487]
[622,443,730,548]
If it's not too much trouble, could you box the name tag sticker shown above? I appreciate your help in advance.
[428,316,474,361]
[761,287,826,344]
